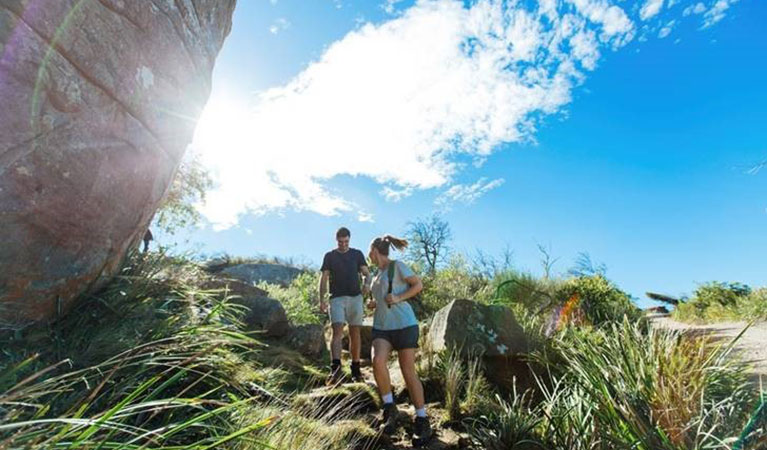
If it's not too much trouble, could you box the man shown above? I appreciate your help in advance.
[142,229,153,253]
[319,227,371,384]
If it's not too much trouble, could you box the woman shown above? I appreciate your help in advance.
[366,235,432,444]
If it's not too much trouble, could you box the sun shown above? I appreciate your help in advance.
[192,95,251,158]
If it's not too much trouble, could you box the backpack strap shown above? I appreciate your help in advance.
[387,260,396,295]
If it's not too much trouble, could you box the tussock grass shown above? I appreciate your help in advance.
[468,318,762,450]
[0,251,369,450]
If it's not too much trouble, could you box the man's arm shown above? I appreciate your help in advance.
[318,270,330,312]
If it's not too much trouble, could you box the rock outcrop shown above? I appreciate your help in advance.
[220,263,303,287]
[427,299,529,357]
[0,0,237,328]
[235,295,291,338]
[427,299,534,392]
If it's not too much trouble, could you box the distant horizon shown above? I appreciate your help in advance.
[161,0,765,309]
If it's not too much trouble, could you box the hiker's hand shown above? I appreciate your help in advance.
[385,294,399,306]
[362,284,371,297]
[319,301,327,313]
[367,300,376,310]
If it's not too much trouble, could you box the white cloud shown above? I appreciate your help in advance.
[703,0,738,28]
[683,2,706,16]
[383,0,407,14]
[667,0,680,7]
[658,19,675,37]
[194,0,646,229]
[640,0,664,20]
[565,0,635,44]
[681,0,738,28]
[269,17,290,34]
[380,186,414,202]
[435,177,505,208]
[357,211,375,222]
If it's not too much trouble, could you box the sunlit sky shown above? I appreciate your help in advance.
[164,0,767,307]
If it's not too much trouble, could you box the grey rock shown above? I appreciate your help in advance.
[0,0,237,328]
[428,299,529,357]
[220,263,302,287]
[201,277,269,299]
[427,299,535,393]
[234,296,291,338]
[288,323,326,358]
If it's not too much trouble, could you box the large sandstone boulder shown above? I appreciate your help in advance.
[428,299,529,357]
[0,0,236,329]
[220,263,302,287]
[427,299,534,392]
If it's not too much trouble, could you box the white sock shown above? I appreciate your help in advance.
[416,407,427,418]
[381,392,394,404]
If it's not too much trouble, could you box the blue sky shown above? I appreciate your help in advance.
[164,0,766,307]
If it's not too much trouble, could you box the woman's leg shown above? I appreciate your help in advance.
[372,338,394,397]
[398,348,425,409]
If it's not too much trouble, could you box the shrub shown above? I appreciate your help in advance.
[556,275,641,326]
[259,272,322,325]
[420,255,492,316]
[673,282,765,322]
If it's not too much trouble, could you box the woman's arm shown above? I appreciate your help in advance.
[386,275,422,304]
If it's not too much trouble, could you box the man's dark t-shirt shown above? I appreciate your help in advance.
[321,248,367,298]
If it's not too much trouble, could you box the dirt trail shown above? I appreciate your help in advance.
[651,315,767,379]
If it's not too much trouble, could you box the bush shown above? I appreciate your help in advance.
[259,272,322,325]
[673,282,766,322]
[489,270,560,310]
[556,275,641,326]
[420,255,492,316]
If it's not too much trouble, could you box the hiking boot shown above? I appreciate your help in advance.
[326,366,344,386]
[381,403,399,435]
[412,416,433,447]
[350,364,364,382]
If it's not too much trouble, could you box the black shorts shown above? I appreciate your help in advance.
[372,325,419,350]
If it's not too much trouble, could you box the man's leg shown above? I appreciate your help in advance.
[327,297,346,384]
[330,322,345,363]
[347,294,364,380]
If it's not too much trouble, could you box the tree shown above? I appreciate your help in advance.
[537,243,560,280]
[568,252,607,277]
[153,155,212,234]
[406,214,452,274]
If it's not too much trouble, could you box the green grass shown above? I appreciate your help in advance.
[3,249,764,449]
[468,318,763,450]
[0,251,371,450]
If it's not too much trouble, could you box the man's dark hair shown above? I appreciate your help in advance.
[336,227,351,238]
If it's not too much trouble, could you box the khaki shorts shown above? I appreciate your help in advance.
[329,295,364,326]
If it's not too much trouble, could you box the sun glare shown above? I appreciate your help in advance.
[192,96,251,159]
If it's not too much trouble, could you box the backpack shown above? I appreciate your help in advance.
[386,261,424,318]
